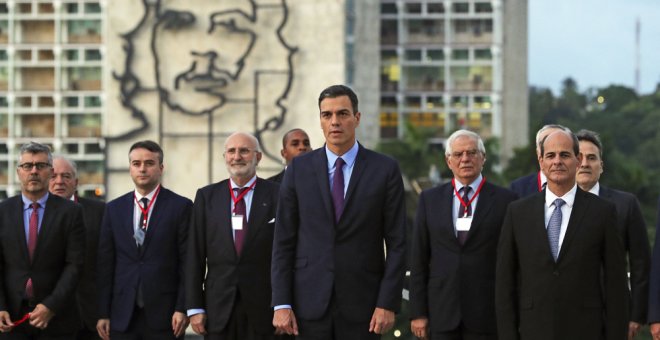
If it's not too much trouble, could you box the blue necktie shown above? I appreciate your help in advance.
[547,198,565,261]
[331,158,346,223]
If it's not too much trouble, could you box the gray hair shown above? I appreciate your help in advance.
[224,132,262,152]
[52,155,78,178]
[535,124,569,146]
[445,130,486,156]
[19,142,53,164]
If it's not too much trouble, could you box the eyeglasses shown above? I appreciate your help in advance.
[449,150,481,160]
[17,162,52,171]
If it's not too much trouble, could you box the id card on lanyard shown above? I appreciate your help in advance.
[452,178,486,232]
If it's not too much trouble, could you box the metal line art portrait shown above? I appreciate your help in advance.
[110,0,297,183]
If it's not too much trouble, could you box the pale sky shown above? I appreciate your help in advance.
[529,0,660,95]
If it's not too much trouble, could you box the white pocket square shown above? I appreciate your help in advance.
[268,218,276,224]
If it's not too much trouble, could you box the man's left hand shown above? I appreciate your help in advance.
[29,304,54,329]
[369,307,395,334]
[172,311,189,338]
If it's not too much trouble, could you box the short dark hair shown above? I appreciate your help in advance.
[318,85,359,113]
[282,128,307,148]
[19,142,53,164]
[129,140,164,164]
[539,129,579,157]
[575,129,603,158]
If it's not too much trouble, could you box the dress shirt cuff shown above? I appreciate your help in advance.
[274,305,292,311]
[187,308,206,317]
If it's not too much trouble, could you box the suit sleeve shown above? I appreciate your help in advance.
[176,198,193,312]
[409,192,430,319]
[495,205,520,340]
[624,195,650,323]
[602,203,629,340]
[185,190,208,311]
[271,163,299,307]
[96,205,115,318]
[375,160,406,312]
[647,197,660,324]
[42,204,85,314]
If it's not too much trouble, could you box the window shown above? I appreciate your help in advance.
[84,3,102,14]
[427,49,444,61]
[475,3,493,13]
[475,48,492,60]
[427,3,445,14]
[452,49,469,60]
[405,3,422,14]
[85,49,102,61]
[452,3,469,13]
[381,3,397,14]
[405,49,422,61]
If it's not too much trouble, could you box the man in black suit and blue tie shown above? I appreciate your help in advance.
[573,130,650,340]
[0,142,85,338]
[96,141,191,339]
[271,85,407,339]
[186,132,282,340]
[410,129,517,340]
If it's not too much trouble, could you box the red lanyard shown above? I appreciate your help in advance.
[134,185,161,228]
[452,177,486,217]
[229,180,257,215]
[12,313,30,326]
[537,171,543,192]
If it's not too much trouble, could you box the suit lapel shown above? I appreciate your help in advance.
[343,145,366,217]
[11,197,30,264]
[244,179,271,251]
[529,192,554,260]
[33,195,60,263]
[118,193,139,254]
[557,189,588,262]
[142,188,167,251]
[216,181,238,261]
[313,149,335,223]
[466,182,495,243]
[435,184,461,248]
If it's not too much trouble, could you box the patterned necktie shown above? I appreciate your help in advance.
[331,157,346,223]
[547,198,565,261]
[457,187,471,245]
[233,187,249,255]
[135,198,149,247]
[26,202,39,299]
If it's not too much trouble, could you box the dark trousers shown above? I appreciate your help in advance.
[75,327,101,340]
[110,306,181,340]
[296,300,379,340]
[205,292,284,340]
[431,323,496,340]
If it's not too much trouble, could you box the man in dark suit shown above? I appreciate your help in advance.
[574,129,649,340]
[509,124,568,198]
[186,132,282,340]
[49,156,106,340]
[267,129,312,183]
[271,85,407,339]
[409,130,517,340]
[496,130,628,340]
[649,199,660,339]
[96,141,191,340]
[0,142,85,338]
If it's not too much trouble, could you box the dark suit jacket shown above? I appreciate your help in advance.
[75,196,106,331]
[267,170,285,184]
[97,188,191,332]
[509,172,541,198]
[410,181,517,333]
[271,145,407,323]
[646,196,660,323]
[0,194,85,335]
[186,178,279,334]
[496,188,628,340]
[599,185,650,323]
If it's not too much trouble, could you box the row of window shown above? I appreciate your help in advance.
[0,19,101,44]
[0,113,102,138]
[0,94,101,108]
[382,19,493,45]
[381,65,493,92]
[381,94,492,110]
[381,1,493,15]
[0,66,102,91]
[0,2,102,15]
[382,47,493,63]
[379,111,493,139]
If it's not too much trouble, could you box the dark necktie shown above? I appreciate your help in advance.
[457,186,471,245]
[233,187,249,255]
[547,198,565,261]
[135,198,149,247]
[26,202,39,298]
[331,158,346,223]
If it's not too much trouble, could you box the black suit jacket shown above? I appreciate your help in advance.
[267,170,285,184]
[75,196,106,331]
[496,188,628,340]
[410,181,517,333]
[598,185,650,324]
[509,172,541,199]
[648,196,660,323]
[97,188,191,332]
[186,178,279,334]
[271,145,407,323]
[0,194,85,335]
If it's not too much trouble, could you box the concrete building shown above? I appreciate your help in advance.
[378,0,528,163]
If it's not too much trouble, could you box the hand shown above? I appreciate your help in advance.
[369,307,395,334]
[411,317,429,339]
[190,313,207,335]
[273,308,299,336]
[96,318,110,340]
[172,311,189,338]
[0,311,14,333]
[29,304,54,329]
[651,323,660,340]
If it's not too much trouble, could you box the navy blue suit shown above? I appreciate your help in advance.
[509,172,541,199]
[271,145,406,327]
[97,188,191,333]
[645,196,660,324]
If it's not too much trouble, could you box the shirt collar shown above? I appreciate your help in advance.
[587,182,600,195]
[22,192,49,210]
[545,183,578,208]
[454,174,483,192]
[230,176,257,190]
[134,185,160,202]
[539,170,547,187]
[325,141,359,169]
